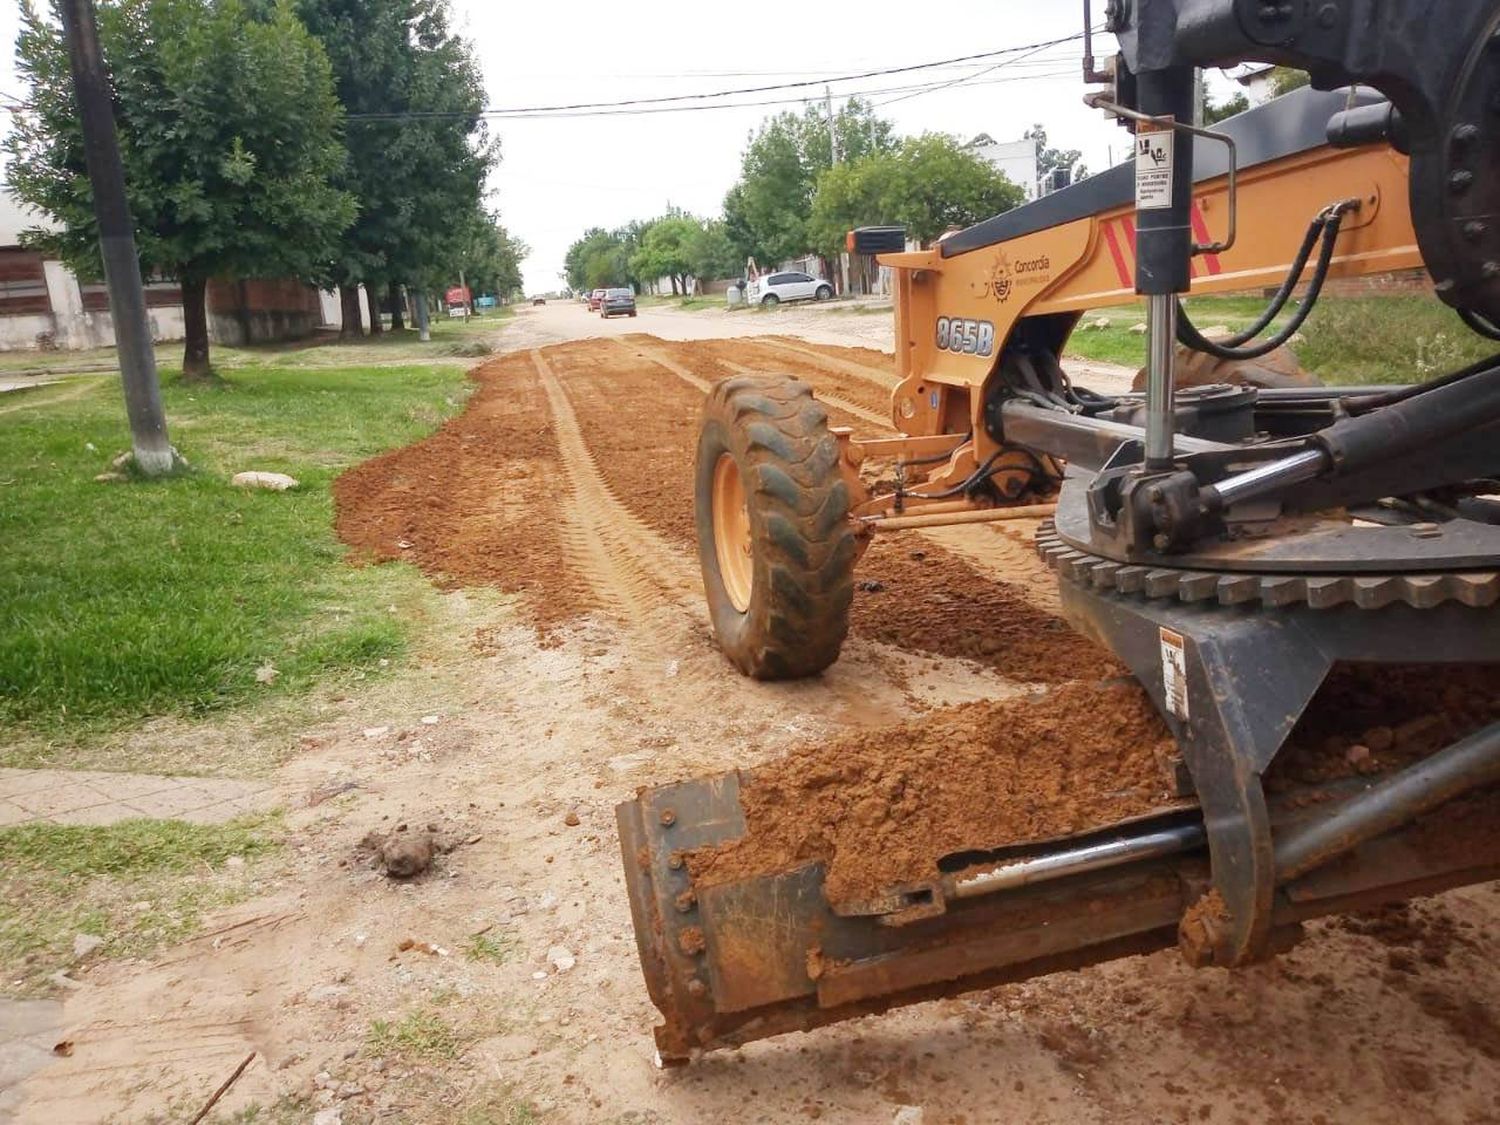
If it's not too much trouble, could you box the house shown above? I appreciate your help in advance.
[1233,64,1280,105]
[966,134,1040,201]
[0,187,328,351]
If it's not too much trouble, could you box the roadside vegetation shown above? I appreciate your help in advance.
[0,813,282,994]
[0,343,472,748]
[1062,292,1492,383]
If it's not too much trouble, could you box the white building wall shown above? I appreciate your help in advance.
[969,138,1038,200]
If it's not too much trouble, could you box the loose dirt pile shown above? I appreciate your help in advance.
[1269,663,1500,789]
[688,679,1180,905]
[687,658,1500,908]
[333,350,588,633]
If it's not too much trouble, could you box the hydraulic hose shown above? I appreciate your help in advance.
[1176,201,1358,362]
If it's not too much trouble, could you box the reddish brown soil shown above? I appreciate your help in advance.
[692,336,895,420]
[688,679,1181,905]
[1268,663,1500,790]
[333,350,587,633]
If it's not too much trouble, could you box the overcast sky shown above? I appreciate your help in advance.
[0,3,1246,294]
[464,2,1126,293]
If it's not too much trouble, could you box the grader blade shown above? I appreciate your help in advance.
[619,750,1500,1062]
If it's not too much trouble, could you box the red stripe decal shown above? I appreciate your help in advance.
[1122,215,1137,256]
[1102,220,1131,287]
[1190,203,1223,274]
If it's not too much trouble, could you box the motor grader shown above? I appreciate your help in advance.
[618,0,1500,1061]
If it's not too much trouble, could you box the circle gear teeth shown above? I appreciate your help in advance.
[1035,522,1500,611]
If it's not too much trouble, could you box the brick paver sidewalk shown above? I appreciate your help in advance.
[0,768,272,827]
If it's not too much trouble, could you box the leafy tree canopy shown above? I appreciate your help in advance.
[1269,67,1311,96]
[727,97,896,264]
[1024,124,1088,186]
[7,0,355,375]
[429,209,525,299]
[290,0,493,291]
[807,133,1025,256]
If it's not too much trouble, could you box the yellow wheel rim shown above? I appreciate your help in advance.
[712,452,753,613]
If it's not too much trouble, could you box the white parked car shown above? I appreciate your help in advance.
[750,271,833,306]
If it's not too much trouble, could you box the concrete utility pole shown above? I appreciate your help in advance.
[413,290,431,342]
[824,86,840,165]
[58,0,174,475]
[826,86,850,297]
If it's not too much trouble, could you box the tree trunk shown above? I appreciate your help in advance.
[669,275,680,296]
[389,280,405,331]
[181,275,211,380]
[339,284,364,338]
[365,283,383,336]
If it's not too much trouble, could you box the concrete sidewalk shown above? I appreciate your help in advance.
[0,768,272,828]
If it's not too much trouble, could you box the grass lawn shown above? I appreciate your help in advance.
[0,353,472,746]
[0,813,282,994]
[1063,292,1496,383]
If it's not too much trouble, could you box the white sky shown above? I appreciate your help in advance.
[0,2,1248,294]
[464,2,1123,293]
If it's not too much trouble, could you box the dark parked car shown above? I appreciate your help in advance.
[600,287,637,318]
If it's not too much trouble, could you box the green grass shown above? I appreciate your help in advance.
[0,359,470,741]
[368,1007,462,1060]
[463,929,518,964]
[0,813,282,994]
[1062,292,1496,384]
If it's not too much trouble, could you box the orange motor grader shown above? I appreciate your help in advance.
[619,0,1500,1062]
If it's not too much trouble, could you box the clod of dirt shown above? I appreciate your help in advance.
[563,810,580,827]
[379,832,434,878]
[688,680,1181,906]
[1179,889,1230,967]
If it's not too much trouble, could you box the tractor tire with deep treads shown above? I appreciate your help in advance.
[695,374,857,679]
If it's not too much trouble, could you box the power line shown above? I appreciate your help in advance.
[871,37,1060,108]
[343,31,1088,122]
[449,68,1081,124]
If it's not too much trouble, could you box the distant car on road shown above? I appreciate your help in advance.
[588,288,606,311]
[600,287,637,318]
[750,271,833,307]
[532,296,546,306]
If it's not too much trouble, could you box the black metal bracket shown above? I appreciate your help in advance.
[1057,575,1500,966]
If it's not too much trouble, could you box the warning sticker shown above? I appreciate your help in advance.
[1160,627,1189,721]
[1135,126,1174,211]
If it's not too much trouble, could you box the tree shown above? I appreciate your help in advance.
[1268,67,1311,96]
[8,0,354,377]
[445,212,526,301]
[292,0,492,336]
[1024,124,1088,189]
[630,215,700,295]
[565,228,629,291]
[807,133,1025,255]
[727,97,897,266]
[1203,89,1249,124]
[685,220,740,284]
[1200,74,1250,125]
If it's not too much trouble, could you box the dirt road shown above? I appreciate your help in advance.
[18,304,1500,1124]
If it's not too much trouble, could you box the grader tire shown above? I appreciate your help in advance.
[695,374,857,680]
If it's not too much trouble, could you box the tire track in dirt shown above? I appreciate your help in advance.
[530,348,701,642]
[693,337,895,422]
[333,350,590,634]
[717,356,890,431]
[753,336,902,389]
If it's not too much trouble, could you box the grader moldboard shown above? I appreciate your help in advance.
[619,0,1500,1062]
